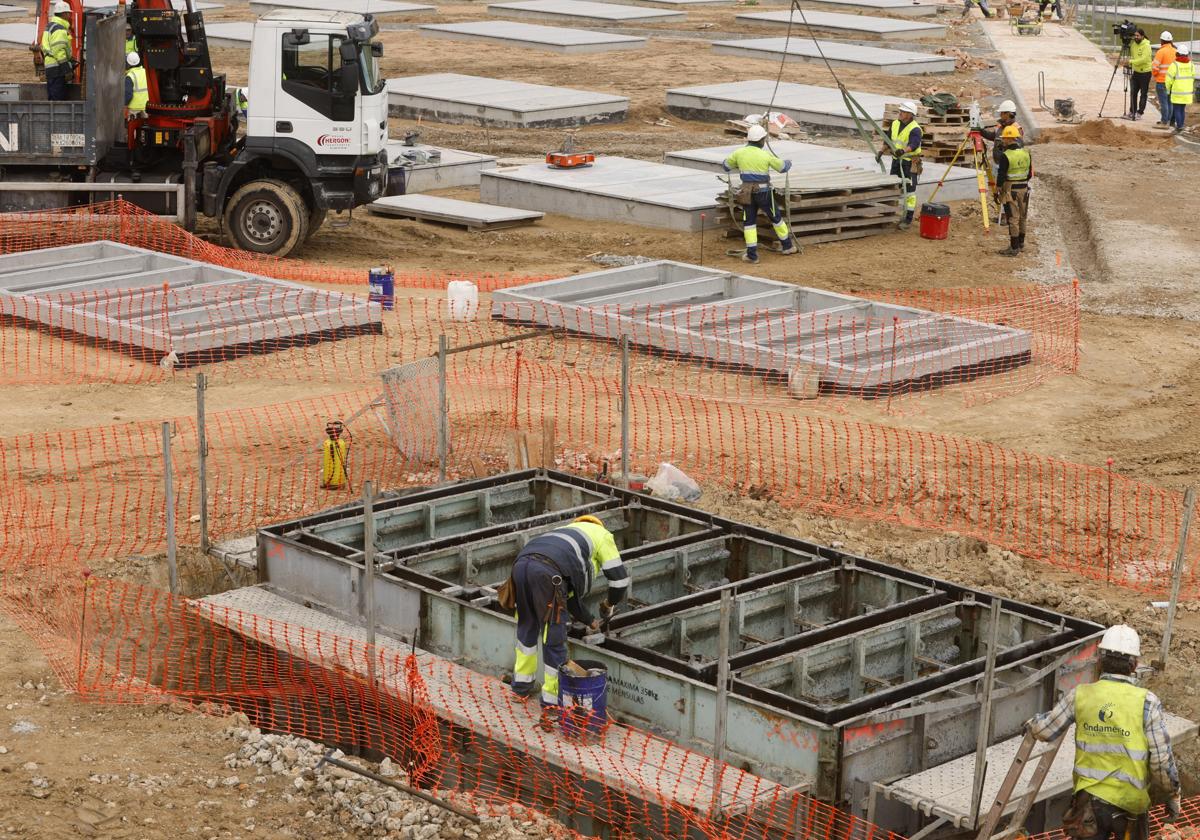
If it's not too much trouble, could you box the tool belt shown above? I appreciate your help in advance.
[1062,791,1099,839]
[735,183,755,204]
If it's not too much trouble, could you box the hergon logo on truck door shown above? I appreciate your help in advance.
[0,123,18,152]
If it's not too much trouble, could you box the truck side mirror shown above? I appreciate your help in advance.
[284,28,310,46]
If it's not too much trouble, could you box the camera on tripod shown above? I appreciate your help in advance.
[1113,19,1137,45]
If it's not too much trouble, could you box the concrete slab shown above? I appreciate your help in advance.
[0,241,380,364]
[0,5,26,17]
[1113,5,1200,27]
[386,140,497,192]
[82,0,222,6]
[667,79,891,131]
[369,194,543,229]
[480,157,722,232]
[488,0,685,24]
[0,22,33,47]
[664,139,978,204]
[418,21,646,53]
[736,9,947,39]
[204,21,253,47]
[249,0,433,16]
[612,0,733,6]
[787,0,943,17]
[711,37,957,74]
[386,73,629,127]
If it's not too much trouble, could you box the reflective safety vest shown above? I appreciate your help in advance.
[125,36,137,55]
[1004,147,1031,182]
[722,143,790,184]
[41,16,72,75]
[1073,680,1151,815]
[890,118,922,160]
[320,437,349,489]
[126,66,148,113]
[1166,60,1196,104]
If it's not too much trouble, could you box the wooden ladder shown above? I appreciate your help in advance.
[975,731,1066,840]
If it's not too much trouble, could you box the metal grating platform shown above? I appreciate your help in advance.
[736,9,947,39]
[489,260,1033,396]
[710,37,957,75]
[0,241,381,366]
[417,21,647,54]
[255,469,1105,818]
[386,73,629,128]
[488,0,686,24]
[666,79,892,131]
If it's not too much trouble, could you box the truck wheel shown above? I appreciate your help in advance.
[306,206,328,240]
[224,179,309,257]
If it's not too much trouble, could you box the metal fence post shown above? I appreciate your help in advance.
[162,421,179,596]
[969,599,1002,827]
[620,334,630,490]
[196,372,209,554]
[710,589,732,819]
[437,334,448,482]
[363,480,377,685]
[1156,487,1196,670]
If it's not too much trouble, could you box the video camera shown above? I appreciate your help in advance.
[1113,19,1137,45]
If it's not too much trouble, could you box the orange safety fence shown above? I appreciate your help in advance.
[0,279,1079,412]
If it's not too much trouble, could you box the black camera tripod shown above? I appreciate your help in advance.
[1098,37,1133,118]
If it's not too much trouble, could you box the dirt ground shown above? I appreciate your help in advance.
[2,0,1200,834]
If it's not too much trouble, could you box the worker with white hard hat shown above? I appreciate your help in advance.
[40,1,75,102]
[1027,625,1181,840]
[722,124,801,264]
[979,98,1025,147]
[124,50,148,116]
[1153,31,1178,126]
[879,101,922,230]
[1164,43,1195,133]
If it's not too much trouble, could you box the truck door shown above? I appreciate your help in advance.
[277,31,358,156]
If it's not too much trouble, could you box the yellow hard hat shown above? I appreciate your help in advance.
[1000,125,1021,139]
[573,514,605,527]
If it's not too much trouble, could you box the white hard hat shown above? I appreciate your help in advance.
[1179,43,1191,55]
[899,101,919,115]
[52,1,71,14]
[1099,624,1141,658]
[126,51,140,67]
[998,99,1017,114]
[747,124,767,142]
[1160,30,1173,41]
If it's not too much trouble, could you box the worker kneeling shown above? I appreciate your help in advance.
[509,515,629,725]
[723,125,800,265]
[1028,625,1181,840]
[995,125,1032,256]
[125,51,148,117]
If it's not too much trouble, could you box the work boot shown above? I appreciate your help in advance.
[999,237,1020,256]
[897,210,914,231]
[1017,233,1026,251]
[741,248,759,264]
[779,237,801,256]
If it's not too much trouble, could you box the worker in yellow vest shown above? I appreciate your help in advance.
[881,101,922,230]
[40,1,74,102]
[124,51,148,116]
[1028,625,1180,840]
[722,125,801,264]
[125,22,137,56]
[1164,43,1195,133]
[320,420,350,490]
[994,126,1032,256]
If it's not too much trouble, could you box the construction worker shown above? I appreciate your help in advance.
[319,420,350,490]
[1027,625,1181,840]
[124,51,148,116]
[882,101,922,230]
[995,125,1031,256]
[978,99,1024,145]
[722,125,800,265]
[125,22,137,56]
[1164,44,1194,133]
[961,0,992,20]
[509,516,630,720]
[1037,0,1062,19]
[1153,32,1178,126]
[40,1,74,102]
[1126,29,1153,120]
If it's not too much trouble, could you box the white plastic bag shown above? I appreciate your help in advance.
[645,462,701,502]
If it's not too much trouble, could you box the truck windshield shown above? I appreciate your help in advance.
[359,43,383,95]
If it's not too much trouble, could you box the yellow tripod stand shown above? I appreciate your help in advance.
[927,129,997,232]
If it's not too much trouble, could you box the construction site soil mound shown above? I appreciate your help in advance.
[1040,120,1178,149]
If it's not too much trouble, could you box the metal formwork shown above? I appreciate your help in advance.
[257,469,1103,829]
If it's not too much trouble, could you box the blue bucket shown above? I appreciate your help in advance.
[368,266,395,311]
[559,660,608,741]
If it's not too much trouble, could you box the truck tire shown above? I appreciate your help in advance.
[306,206,328,240]
[223,179,310,257]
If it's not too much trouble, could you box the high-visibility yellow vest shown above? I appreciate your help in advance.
[1004,147,1031,181]
[41,16,72,74]
[890,118,922,160]
[126,36,137,55]
[321,438,349,489]
[126,66,148,113]
[1166,60,1195,104]
[1073,680,1151,815]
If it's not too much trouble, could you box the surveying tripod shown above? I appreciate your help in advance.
[928,126,997,233]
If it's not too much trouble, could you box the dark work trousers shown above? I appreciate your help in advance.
[1003,183,1030,240]
[740,187,792,254]
[1129,71,1152,115]
[46,74,68,102]
[511,553,569,707]
[1077,796,1150,840]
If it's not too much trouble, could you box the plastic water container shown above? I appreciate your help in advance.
[447,280,479,322]
[919,203,951,240]
[559,660,608,741]
[368,266,395,311]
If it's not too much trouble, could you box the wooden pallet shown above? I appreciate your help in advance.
[883,103,980,128]
[723,118,790,138]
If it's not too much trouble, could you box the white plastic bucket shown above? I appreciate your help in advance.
[447,280,479,322]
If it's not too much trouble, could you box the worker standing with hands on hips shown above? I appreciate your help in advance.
[1164,44,1194,133]
[882,101,922,230]
[1153,32,1178,127]
[40,1,74,102]
[509,515,630,725]
[994,125,1031,256]
[1027,625,1181,840]
[722,125,801,265]
[1126,29,1153,120]
[125,51,148,117]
